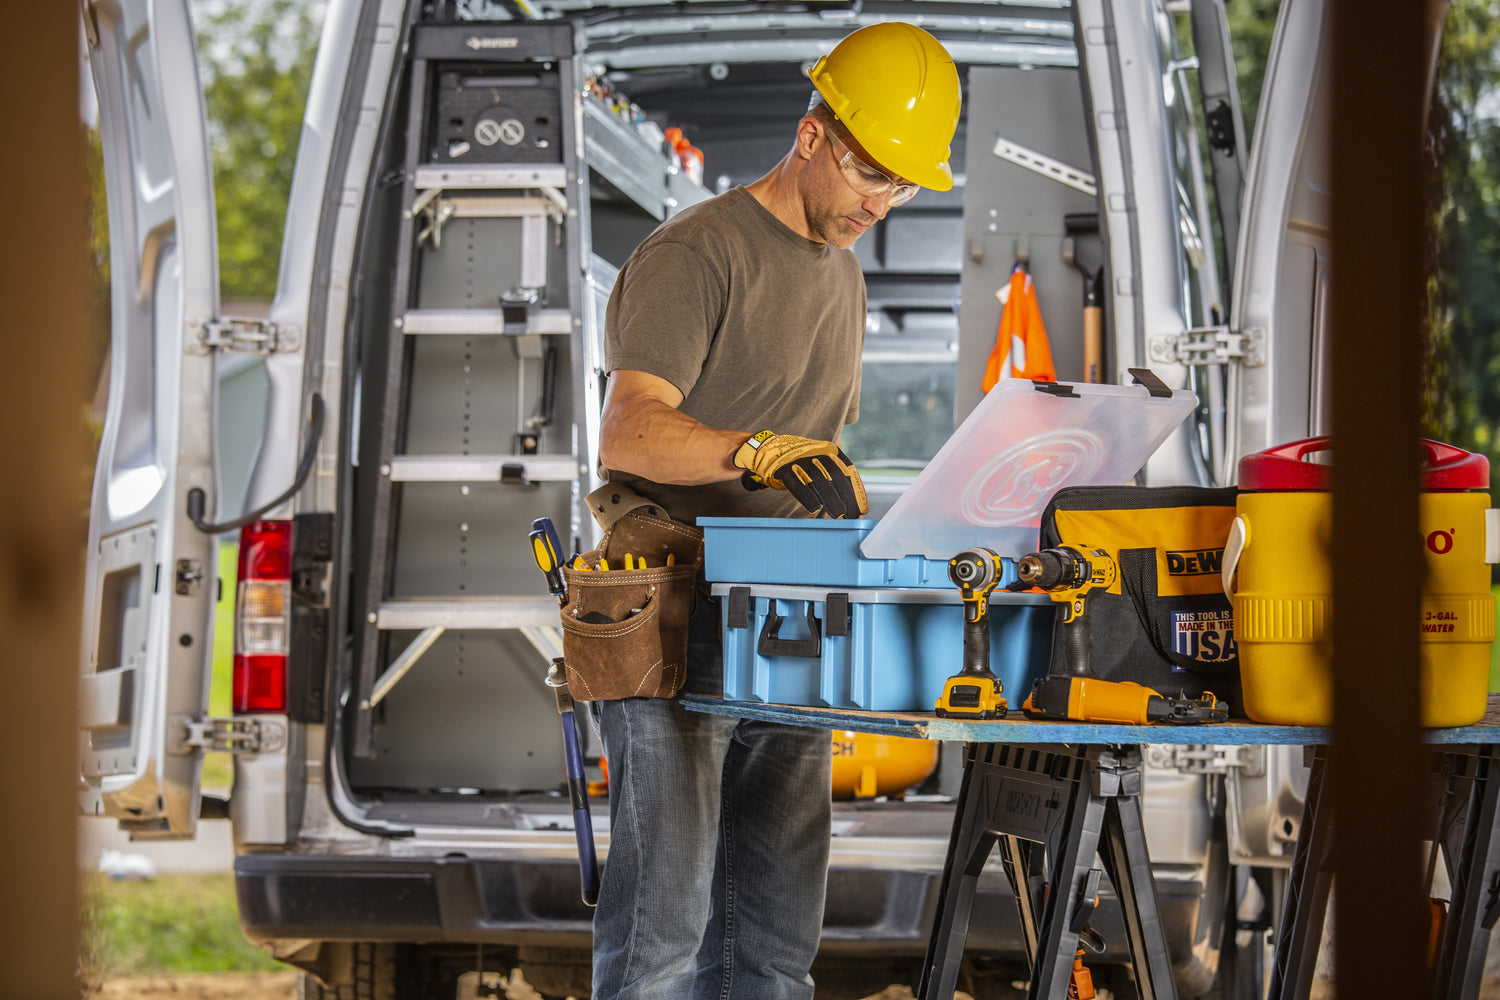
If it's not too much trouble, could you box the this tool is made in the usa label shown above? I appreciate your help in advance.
[1171,608,1237,665]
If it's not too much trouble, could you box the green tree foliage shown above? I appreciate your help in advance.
[83,123,111,400]
[1224,0,1281,144]
[1424,0,1500,470]
[195,0,323,302]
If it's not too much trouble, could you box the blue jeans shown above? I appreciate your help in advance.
[590,601,832,1000]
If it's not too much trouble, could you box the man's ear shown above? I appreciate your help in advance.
[794,116,823,163]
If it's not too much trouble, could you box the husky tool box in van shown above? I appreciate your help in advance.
[78,0,1410,996]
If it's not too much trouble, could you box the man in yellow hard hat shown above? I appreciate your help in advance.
[591,22,960,1000]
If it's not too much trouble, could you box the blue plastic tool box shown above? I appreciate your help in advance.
[712,583,1054,712]
[698,517,1020,589]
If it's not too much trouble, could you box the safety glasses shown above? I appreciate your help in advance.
[824,128,919,207]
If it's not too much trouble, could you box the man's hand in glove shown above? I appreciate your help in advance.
[733,430,869,518]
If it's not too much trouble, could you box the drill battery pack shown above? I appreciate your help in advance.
[1037,485,1244,718]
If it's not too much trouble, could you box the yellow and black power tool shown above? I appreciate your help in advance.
[935,546,1009,719]
[1016,544,1227,725]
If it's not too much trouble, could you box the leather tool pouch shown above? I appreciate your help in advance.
[557,484,704,701]
[1038,484,1244,716]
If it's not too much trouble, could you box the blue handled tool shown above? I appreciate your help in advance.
[547,658,599,907]
[528,516,599,906]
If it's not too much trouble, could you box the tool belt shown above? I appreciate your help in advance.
[1038,484,1243,716]
[557,484,704,701]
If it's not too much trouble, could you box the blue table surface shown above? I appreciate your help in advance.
[681,695,1500,745]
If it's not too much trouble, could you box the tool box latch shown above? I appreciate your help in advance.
[826,592,850,637]
[1032,380,1081,399]
[727,586,752,630]
[1128,367,1173,398]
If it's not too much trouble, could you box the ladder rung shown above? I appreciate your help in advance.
[400,309,572,335]
[377,599,561,631]
[388,454,579,483]
[414,163,567,191]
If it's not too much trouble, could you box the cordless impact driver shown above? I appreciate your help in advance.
[1017,544,1227,725]
[935,546,1010,719]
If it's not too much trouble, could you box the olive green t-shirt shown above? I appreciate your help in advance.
[602,186,866,524]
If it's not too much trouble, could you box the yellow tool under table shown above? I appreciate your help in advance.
[682,694,1500,1000]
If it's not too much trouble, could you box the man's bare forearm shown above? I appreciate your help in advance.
[599,394,748,486]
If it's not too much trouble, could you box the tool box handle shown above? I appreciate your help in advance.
[758,602,823,658]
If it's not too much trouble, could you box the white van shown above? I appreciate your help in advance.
[78,0,1369,996]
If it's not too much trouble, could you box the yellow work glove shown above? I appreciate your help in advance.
[733,430,869,519]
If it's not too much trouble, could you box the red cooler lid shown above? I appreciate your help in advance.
[1238,436,1489,490]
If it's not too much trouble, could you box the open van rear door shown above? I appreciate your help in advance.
[78,0,220,838]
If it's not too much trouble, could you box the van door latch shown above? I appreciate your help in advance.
[1146,744,1265,777]
[194,317,301,355]
[168,715,287,755]
[1149,326,1265,368]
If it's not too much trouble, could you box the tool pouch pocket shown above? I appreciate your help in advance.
[1038,485,1243,716]
[558,504,704,701]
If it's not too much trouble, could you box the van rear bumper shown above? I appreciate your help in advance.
[234,854,1202,960]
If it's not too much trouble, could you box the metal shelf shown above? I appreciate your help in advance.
[400,309,573,336]
[414,163,567,191]
[582,97,711,220]
[387,454,580,483]
[376,599,562,631]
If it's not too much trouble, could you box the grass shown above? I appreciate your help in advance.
[79,872,283,980]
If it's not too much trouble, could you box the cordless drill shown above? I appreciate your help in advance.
[935,546,1009,719]
[1017,544,1227,725]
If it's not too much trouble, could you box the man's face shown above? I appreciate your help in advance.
[803,123,911,249]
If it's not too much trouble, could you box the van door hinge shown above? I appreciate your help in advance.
[193,317,301,356]
[175,559,205,595]
[1147,744,1265,777]
[1149,326,1265,368]
[168,715,287,755]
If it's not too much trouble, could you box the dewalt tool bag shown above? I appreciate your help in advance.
[557,484,704,701]
[1037,484,1244,716]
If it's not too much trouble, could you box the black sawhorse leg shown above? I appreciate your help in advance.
[1430,745,1500,999]
[1269,744,1500,1000]
[1266,747,1333,1000]
[917,743,1178,1000]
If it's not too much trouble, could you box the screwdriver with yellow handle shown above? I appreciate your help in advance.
[529,517,567,604]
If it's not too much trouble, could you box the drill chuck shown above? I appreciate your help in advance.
[1017,547,1088,590]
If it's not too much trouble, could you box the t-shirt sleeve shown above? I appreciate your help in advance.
[604,239,724,398]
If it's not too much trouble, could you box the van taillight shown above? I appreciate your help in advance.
[234,520,292,714]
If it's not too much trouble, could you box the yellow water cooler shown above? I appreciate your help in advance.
[1225,437,1498,727]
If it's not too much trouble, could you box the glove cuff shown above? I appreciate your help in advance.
[732,430,777,472]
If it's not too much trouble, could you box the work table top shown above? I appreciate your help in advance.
[681,695,1500,745]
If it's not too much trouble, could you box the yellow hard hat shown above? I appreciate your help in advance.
[808,22,962,192]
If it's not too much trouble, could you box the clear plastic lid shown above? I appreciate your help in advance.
[859,378,1197,559]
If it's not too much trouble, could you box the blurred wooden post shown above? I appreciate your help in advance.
[1330,0,1430,995]
[0,4,88,998]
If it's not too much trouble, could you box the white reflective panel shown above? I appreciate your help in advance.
[106,463,165,520]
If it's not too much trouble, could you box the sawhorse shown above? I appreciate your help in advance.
[1269,743,1500,1000]
[917,742,1178,1000]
